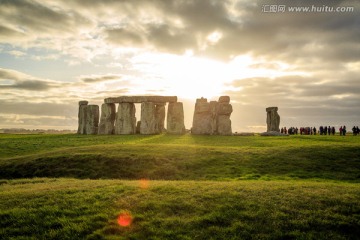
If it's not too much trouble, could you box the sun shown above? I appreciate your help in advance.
[129,52,262,100]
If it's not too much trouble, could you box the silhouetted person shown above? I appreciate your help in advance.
[352,126,357,136]
[313,127,317,135]
[331,127,335,135]
[339,126,343,136]
[342,126,346,136]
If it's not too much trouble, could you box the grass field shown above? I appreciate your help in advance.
[0,134,359,239]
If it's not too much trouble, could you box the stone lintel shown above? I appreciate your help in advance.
[104,96,177,104]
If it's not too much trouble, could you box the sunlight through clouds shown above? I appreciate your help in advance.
[0,0,359,131]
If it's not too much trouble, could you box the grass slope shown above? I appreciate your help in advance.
[1,178,359,240]
[0,134,359,181]
[0,134,359,239]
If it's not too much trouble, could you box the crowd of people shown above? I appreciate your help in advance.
[280,126,360,136]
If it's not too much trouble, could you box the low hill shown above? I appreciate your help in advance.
[0,134,359,181]
[0,134,359,239]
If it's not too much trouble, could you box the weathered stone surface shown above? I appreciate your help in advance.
[77,101,88,134]
[266,107,280,132]
[218,96,230,103]
[85,105,99,135]
[155,104,166,133]
[167,102,185,134]
[217,103,233,116]
[217,115,232,135]
[98,103,116,135]
[192,99,213,135]
[115,103,136,134]
[140,102,157,134]
[192,96,233,135]
[105,96,177,104]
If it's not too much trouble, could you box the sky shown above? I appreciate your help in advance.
[0,0,359,132]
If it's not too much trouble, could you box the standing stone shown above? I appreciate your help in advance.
[217,98,233,135]
[140,102,157,134]
[98,103,116,134]
[155,104,166,133]
[85,105,99,135]
[192,98,213,135]
[115,103,136,134]
[167,102,185,134]
[192,96,233,135]
[217,115,232,135]
[266,107,280,132]
[77,101,88,134]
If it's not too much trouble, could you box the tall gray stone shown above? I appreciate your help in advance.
[98,103,116,135]
[167,102,185,134]
[192,98,213,135]
[115,103,136,134]
[85,105,99,135]
[216,98,233,135]
[140,102,157,134]
[155,104,166,133]
[217,115,232,135]
[77,101,88,134]
[266,107,280,132]
[192,96,233,135]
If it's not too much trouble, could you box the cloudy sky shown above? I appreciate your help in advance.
[0,0,359,132]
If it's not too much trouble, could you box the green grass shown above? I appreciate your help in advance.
[1,178,359,240]
[0,134,359,181]
[0,134,359,239]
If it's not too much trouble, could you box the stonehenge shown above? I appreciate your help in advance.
[78,96,185,135]
[266,107,280,132]
[77,95,233,136]
[191,96,233,135]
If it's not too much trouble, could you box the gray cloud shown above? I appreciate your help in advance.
[1,0,359,64]
[80,74,122,83]
[226,75,360,129]
[0,68,60,91]
[0,0,91,35]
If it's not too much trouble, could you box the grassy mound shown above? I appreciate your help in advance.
[0,134,359,181]
[1,134,359,239]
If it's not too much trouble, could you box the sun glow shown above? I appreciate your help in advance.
[126,51,302,100]
[130,53,255,99]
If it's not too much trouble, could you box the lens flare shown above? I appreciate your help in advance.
[139,178,149,189]
[117,212,133,227]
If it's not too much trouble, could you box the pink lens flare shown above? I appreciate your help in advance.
[117,212,133,227]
